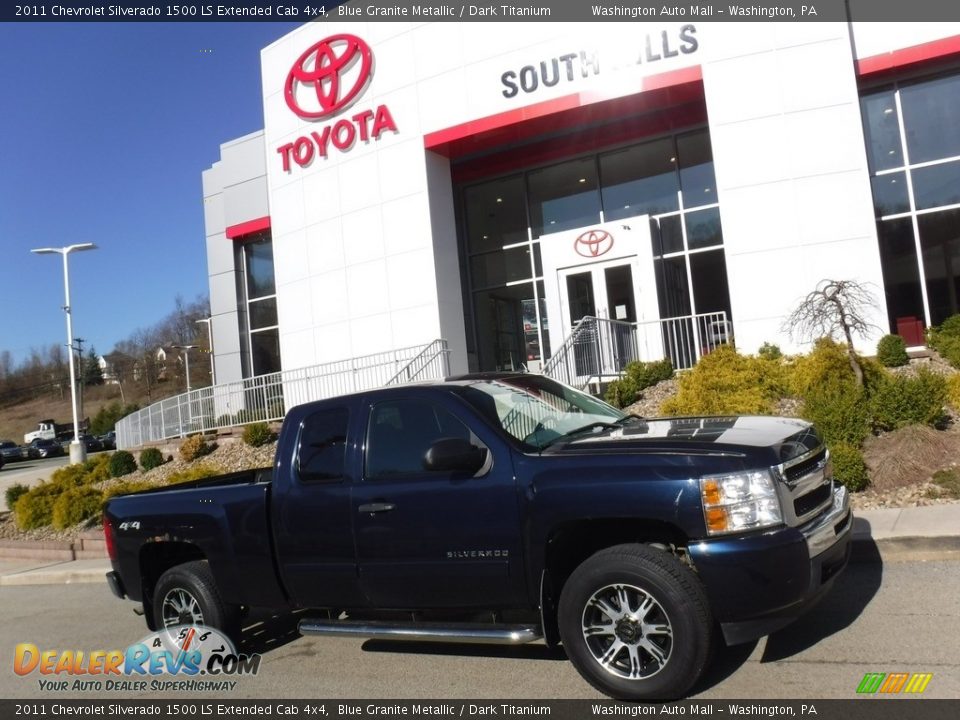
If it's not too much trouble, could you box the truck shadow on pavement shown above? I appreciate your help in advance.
[760,536,883,663]
[238,609,308,655]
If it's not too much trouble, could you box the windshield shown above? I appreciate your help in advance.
[460,375,626,450]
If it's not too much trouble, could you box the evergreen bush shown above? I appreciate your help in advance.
[830,443,869,492]
[51,487,104,530]
[108,450,138,478]
[876,334,909,367]
[179,435,215,462]
[139,447,165,472]
[242,422,276,448]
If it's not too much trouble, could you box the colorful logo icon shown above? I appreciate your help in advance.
[856,672,932,694]
[574,229,614,258]
[285,34,373,119]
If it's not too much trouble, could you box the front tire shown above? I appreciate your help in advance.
[152,561,240,642]
[558,544,713,700]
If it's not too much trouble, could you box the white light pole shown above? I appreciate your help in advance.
[31,243,97,464]
[173,344,198,392]
[195,318,216,386]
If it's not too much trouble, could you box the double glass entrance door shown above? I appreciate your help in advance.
[562,261,638,326]
[559,260,639,379]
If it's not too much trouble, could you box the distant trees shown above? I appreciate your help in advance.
[0,294,210,412]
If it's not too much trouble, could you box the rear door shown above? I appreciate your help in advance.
[352,392,526,609]
[272,401,365,608]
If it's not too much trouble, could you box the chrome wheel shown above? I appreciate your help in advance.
[581,583,673,680]
[161,588,205,628]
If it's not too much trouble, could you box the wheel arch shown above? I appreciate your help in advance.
[539,518,690,647]
[139,542,207,630]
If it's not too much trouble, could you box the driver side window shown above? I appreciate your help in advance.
[365,399,474,479]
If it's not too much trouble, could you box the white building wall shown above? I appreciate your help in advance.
[254,22,960,373]
[701,23,887,354]
[203,130,270,384]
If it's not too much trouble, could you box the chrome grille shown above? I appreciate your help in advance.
[773,445,834,527]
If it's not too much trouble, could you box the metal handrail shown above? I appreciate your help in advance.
[542,312,730,389]
[116,339,451,449]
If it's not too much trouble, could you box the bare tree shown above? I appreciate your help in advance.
[782,279,880,387]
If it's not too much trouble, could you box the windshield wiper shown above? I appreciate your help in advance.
[614,413,645,425]
[540,421,622,450]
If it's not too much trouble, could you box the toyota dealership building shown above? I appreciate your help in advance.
[201,19,960,386]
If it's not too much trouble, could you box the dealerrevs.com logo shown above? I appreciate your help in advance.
[277,34,398,172]
[14,625,260,692]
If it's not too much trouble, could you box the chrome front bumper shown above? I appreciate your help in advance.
[801,485,852,558]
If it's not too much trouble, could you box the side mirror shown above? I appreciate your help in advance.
[424,438,486,475]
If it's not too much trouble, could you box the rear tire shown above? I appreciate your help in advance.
[558,544,713,700]
[152,561,240,643]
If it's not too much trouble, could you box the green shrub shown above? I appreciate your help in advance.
[757,342,782,360]
[876,334,909,367]
[51,462,92,489]
[830,443,869,492]
[605,359,674,409]
[947,374,960,412]
[51,486,104,530]
[931,468,960,499]
[165,464,225,485]
[927,315,960,369]
[242,422,276,447]
[82,454,113,484]
[13,482,65,530]
[5,483,30,511]
[139,447,165,472]
[661,346,782,416]
[103,480,154,501]
[869,368,947,432]
[179,435,215,462]
[108,450,138,478]
[800,381,871,447]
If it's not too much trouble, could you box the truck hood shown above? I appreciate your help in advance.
[548,415,819,464]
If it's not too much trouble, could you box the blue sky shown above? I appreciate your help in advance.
[0,21,301,365]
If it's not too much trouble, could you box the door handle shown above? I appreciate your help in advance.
[358,502,396,514]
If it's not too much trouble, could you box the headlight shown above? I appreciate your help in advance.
[700,470,783,535]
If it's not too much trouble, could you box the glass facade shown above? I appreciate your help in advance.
[237,231,282,376]
[459,129,730,372]
[862,71,960,339]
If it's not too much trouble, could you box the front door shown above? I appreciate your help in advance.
[351,394,526,609]
[558,260,639,377]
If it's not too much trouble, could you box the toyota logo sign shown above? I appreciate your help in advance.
[285,34,373,119]
[574,230,614,258]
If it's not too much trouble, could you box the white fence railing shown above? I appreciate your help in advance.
[116,340,451,449]
[543,312,731,389]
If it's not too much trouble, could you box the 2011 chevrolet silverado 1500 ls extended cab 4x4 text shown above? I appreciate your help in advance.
[104,373,852,699]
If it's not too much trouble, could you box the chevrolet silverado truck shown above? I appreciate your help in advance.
[104,373,852,700]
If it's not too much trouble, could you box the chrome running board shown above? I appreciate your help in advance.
[298,619,542,645]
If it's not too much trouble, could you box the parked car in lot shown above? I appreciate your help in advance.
[99,431,116,450]
[105,373,851,700]
[1,440,22,463]
[80,434,103,452]
[23,437,65,459]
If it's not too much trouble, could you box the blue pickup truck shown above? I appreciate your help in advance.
[104,373,852,700]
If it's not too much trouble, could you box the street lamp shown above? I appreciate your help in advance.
[31,243,97,464]
[195,318,216,386]
[173,344,198,392]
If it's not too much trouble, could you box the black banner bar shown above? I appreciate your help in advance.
[7,0,960,23]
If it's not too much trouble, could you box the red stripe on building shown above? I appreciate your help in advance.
[225,216,271,239]
[425,65,704,163]
[857,35,960,77]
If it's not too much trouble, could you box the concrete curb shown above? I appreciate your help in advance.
[0,559,111,587]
